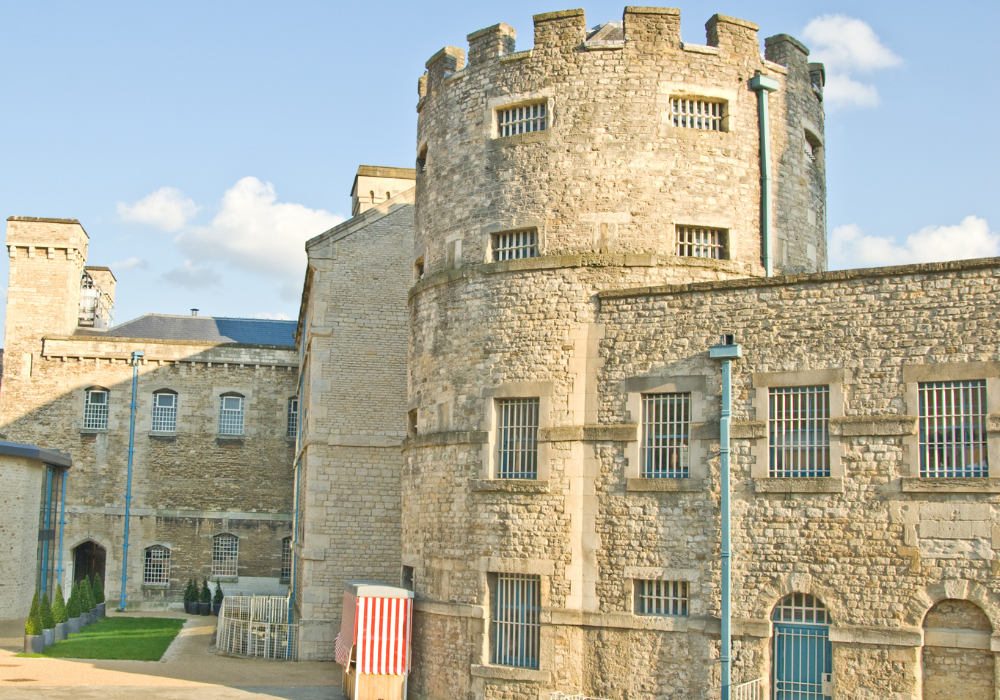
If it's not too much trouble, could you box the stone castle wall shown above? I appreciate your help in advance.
[0,454,45,619]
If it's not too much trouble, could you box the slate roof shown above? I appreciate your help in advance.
[74,314,297,347]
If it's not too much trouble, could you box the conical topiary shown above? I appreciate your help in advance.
[79,577,93,612]
[52,584,68,624]
[40,593,55,630]
[213,583,224,605]
[184,579,195,604]
[25,591,42,636]
[66,583,80,619]
[200,578,211,604]
[92,573,105,605]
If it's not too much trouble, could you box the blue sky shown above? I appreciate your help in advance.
[0,0,996,335]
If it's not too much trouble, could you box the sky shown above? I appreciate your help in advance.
[0,0,996,338]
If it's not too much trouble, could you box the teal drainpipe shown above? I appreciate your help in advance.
[55,469,67,593]
[749,74,779,277]
[118,349,144,612]
[710,337,743,699]
[288,339,306,630]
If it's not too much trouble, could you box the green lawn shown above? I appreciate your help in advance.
[26,617,186,661]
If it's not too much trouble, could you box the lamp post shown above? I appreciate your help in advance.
[710,336,742,699]
[118,349,144,612]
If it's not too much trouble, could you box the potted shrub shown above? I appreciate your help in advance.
[79,579,93,626]
[40,593,55,647]
[212,582,224,616]
[198,578,211,615]
[24,592,44,654]
[52,584,69,641]
[92,573,106,618]
[183,579,197,615]
[66,584,81,634]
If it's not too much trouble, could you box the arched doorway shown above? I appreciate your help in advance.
[73,541,106,585]
[922,599,994,700]
[771,593,833,699]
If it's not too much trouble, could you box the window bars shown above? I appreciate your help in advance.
[492,573,541,669]
[676,226,726,259]
[919,380,988,477]
[84,389,109,430]
[143,546,170,585]
[772,593,829,624]
[219,395,244,436]
[151,392,177,432]
[670,98,724,131]
[641,393,691,478]
[769,386,830,477]
[286,398,299,438]
[212,534,239,577]
[494,230,539,261]
[498,103,547,137]
[280,538,292,582]
[216,596,299,660]
[497,398,540,479]
[635,579,688,616]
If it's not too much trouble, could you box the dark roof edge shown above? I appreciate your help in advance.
[8,216,81,224]
[0,441,72,468]
[598,257,1000,300]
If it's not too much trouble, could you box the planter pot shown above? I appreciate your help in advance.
[42,629,54,647]
[24,635,44,654]
[90,609,99,622]
[198,602,210,616]
[55,622,68,641]
[96,603,106,618]
[67,617,80,634]
[184,601,195,614]
[79,612,90,627]
[212,602,222,616]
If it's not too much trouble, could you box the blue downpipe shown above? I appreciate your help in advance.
[720,358,732,699]
[56,469,67,594]
[119,351,142,611]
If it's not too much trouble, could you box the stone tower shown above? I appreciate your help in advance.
[402,7,826,698]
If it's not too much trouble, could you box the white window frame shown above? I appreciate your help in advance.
[481,382,553,482]
[676,225,727,260]
[219,394,245,436]
[286,397,299,438]
[143,545,170,585]
[151,391,178,433]
[212,533,239,578]
[280,537,292,582]
[669,97,725,131]
[84,388,109,430]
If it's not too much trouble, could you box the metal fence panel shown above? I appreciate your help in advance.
[216,596,297,660]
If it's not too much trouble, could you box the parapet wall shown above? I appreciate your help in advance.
[414,6,826,279]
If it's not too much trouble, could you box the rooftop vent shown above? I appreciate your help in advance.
[191,309,199,316]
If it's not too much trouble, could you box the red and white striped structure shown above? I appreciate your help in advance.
[335,581,414,676]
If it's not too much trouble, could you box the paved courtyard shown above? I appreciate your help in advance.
[0,612,341,700]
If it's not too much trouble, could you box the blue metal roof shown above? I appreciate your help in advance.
[0,441,72,468]
[76,314,297,347]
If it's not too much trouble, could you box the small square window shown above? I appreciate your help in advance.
[493,230,538,262]
[497,102,547,137]
[670,98,724,131]
[635,579,688,616]
[676,226,727,260]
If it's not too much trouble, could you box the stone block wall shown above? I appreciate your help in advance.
[0,454,44,620]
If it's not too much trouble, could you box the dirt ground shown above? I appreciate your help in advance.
[0,611,342,699]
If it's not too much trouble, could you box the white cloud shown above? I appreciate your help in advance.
[174,177,343,279]
[830,216,998,270]
[251,312,292,320]
[117,187,199,232]
[802,15,901,109]
[111,257,149,272]
[161,260,221,289]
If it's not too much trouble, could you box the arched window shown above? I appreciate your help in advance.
[286,397,299,438]
[772,594,832,698]
[143,545,170,584]
[152,390,178,432]
[212,534,239,577]
[84,387,110,430]
[219,393,244,436]
[280,537,292,582]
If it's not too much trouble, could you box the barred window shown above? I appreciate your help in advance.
[84,388,109,430]
[635,580,688,616]
[773,592,829,624]
[676,226,726,259]
[151,391,177,432]
[492,573,540,669]
[219,394,244,436]
[497,102,547,137]
[670,98,724,131]
[493,230,538,261]
[919,380,988,477]
[143,546,170,585]
[286,398,299,438]
[212,534,239,577]
[641,393,690,478]
[497,398,540,479]
[769,386,830,477]
[280,537,292,582]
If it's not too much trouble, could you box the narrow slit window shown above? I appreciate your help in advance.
[641,393,690,478]
[497,102,547,137]
[492,573,540,669]
[676,226,726,259]
[152,392,177,432]
[280,537,292,582]
[919,380,988,477]
[493,230,538,261]
[635,580,688,616]
[286,398,299,438]
[84,389,109,430]
[769,386,831,477]
[497,398,540,479]
[670,98,724,131]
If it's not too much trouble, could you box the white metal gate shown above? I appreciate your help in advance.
[216,595,298,660]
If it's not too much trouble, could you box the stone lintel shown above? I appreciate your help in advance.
[829,625,923,647]
[831,416,917,437]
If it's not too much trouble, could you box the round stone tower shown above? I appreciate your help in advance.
[403,7,826,698]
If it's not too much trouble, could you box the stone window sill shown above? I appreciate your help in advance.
[626,478,703,492]
[901,477,1000,494]
[141,583,169,589]
[211,575,238,583]
[80,429,107,436]
[490,130,551,147]
[470,479,549,494]
[149,431,177,440]
[753,476,843,494]
[470,664,551,683]
[216,435,245,444]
